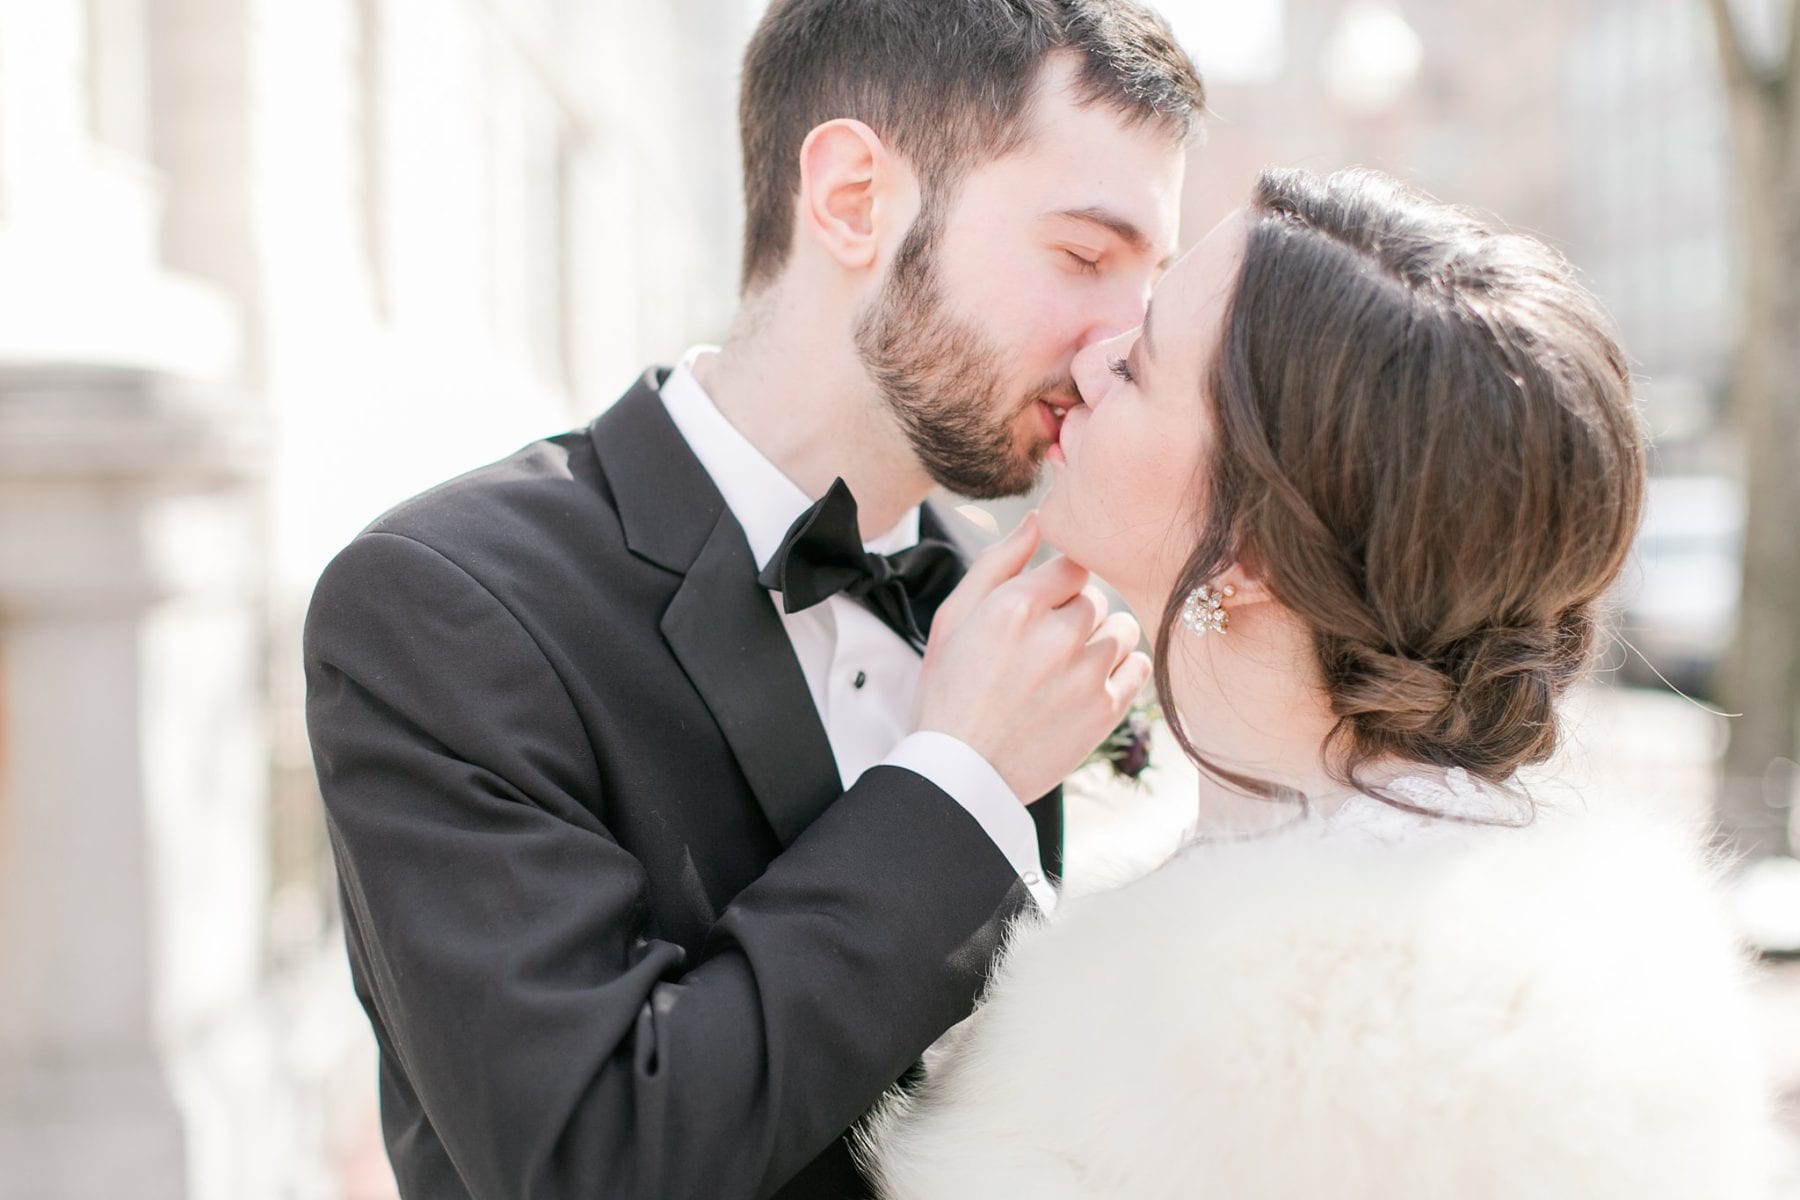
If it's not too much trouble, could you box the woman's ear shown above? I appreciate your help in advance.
[1217,555,1273,607]
[796,119,908,273]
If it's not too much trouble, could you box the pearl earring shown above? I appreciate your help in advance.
[1180,583,1236,635]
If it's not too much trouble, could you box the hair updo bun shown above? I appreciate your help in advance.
[1322,609,1595,782]
[1156,168,1645,804]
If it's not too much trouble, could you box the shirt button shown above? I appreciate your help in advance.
[852,670,868,689]
[1022,871,1042,886]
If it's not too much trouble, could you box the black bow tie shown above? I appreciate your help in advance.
[756,478,962,651]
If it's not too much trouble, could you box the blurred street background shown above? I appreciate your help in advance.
[1,0,1796,1196]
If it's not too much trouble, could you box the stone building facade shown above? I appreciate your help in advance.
[0,1,748,1196]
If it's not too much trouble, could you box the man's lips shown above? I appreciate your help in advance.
[1038,397,1083,463]
[1036,397,1081,443]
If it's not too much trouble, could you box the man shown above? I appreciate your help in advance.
[303,2,1203,1197]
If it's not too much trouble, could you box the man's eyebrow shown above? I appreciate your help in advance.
[1046,206,1174,270]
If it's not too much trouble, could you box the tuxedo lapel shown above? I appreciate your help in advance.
[592,374,842,847]
[592,374,1063,872]
[660,517,844,846]
[918,498,986,566]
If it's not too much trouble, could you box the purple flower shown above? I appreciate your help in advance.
[1084,706,1156,781]
[1112,711,1153,780]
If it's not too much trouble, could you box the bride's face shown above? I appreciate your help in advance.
[1040,210,1248,614]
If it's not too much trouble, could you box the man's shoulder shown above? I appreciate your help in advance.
[352,370,686,564]
[303,423,624,628]
[361,422,610,554]
[312,371,703,609]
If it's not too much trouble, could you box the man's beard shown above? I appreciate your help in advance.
[853,214,1066,500]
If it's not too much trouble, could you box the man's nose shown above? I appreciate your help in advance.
[1082,279,1152,348]
[1071,333,1126,403]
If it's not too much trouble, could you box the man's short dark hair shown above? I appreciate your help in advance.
[737,0,1206,292]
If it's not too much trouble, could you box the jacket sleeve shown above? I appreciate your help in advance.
[304,530,1026,1200]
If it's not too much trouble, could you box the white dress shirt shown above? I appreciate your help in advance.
[660,348,1055,911]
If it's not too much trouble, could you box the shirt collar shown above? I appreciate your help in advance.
[658,346,922,573]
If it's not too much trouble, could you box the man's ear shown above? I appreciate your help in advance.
[796,119,909,273]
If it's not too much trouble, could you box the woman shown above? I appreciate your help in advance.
[859,168,1777,1198]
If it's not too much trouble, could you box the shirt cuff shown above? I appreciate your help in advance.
[882,731,1057,913]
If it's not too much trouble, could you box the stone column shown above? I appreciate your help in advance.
[0,372,265,1200]
[0,0,270,1190]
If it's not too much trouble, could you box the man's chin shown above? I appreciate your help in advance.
[938,450,1045,501]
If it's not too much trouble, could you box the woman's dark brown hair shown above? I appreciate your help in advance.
[1155,167,1647,813]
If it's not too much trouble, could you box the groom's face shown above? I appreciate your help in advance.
[854,57,1186,500]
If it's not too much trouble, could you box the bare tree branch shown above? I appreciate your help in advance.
[1784,0,1800,109]
[1787,0,1800,75]
[1706,0,1760,95]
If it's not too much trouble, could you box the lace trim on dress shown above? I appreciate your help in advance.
[1319,767,1530,844]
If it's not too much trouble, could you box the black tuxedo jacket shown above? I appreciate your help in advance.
[304,369,1064,1200]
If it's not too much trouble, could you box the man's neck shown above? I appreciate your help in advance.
[692,297,934,540]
